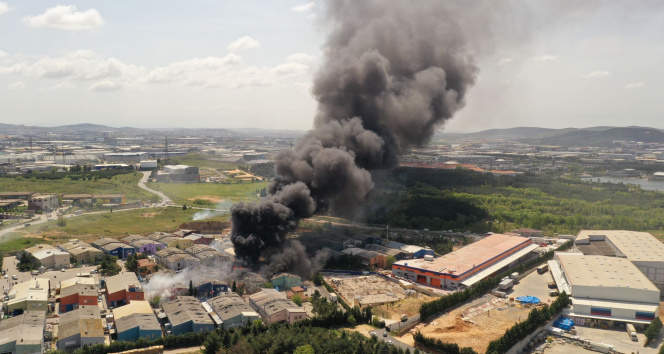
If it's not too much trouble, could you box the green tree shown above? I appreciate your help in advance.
[57,215,67,227]
[645,317,663,346]
[98,255,121,276]
[294,344,315,354]
[149,295,161,308]
[17,252,41,271]
[313,273,323,286]
[182,204,187,210]
[236,284,245,296]
[347,315,357,327]
[188,280,195,296]
[386,256,397,269]
[292,294,303,307]
[202,332,221,354]
[232,281,237,292]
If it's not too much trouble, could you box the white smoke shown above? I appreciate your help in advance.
[192,199,232,221]
[144,262,234,304]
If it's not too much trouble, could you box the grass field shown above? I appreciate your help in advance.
[4,207,229,249]
[0,172,156,202]
[146,181,267,205]
[0,236,46,255]
[170,153,239,170]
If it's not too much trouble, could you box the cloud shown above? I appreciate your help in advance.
[7,81,26,90]
[89,80,122,91]
[292,2,316,12]
[272,62,309,78]
[0,50,7,58]
[286,53,317,63]
[495,58,513,66]
[22,5,104,31]
[227,36,260,52]
[146,54,242,83]
[28,50,143,81]
[0,2,11,16]
[533,55,557,61]
[584,71,611,78]
[624,82,644,89]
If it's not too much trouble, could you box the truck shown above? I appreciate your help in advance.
[77,272,92,278]
[626,323,637,341]
[498,278,514,291]
[537,264,549,274]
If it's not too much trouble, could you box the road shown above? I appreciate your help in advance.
[138,171,170,204]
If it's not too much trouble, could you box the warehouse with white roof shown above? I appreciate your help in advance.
[575,230,664,293]
[550,253,660,324]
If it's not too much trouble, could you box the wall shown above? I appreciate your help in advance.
[505,316,558,354]
[58,333,81,350]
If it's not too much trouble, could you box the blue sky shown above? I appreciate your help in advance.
[1,1,664,132]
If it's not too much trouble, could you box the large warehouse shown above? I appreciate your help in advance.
[392,233,538,290]
[575,230,664,293]
[550,253,660,324]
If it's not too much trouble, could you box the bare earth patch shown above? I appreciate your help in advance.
[141,213,157,218]
[374,293,434,321]
[399,295,532,353]
[189,195,224,203]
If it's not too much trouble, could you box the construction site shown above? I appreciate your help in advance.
[323,274,416,309]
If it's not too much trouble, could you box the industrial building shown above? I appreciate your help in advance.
[113,301,162,342]
[161,296,215,336]
[155,248,201,271]
[249,289,306,324]
[28,194,58,212]
[385,241,435,259]
[192,278,228,298]
[105,273,144,308]
[5,278,50,315]
[31,248,70,270]
[550,253,660,324]
[59,240,104,264]
[121,235,165,255]
[270,273,302,289]
[0,311,46,354]
[91,238,135,259]
[59,282,97,313]
[575,230,664,293]
[184,245,230,266]
[57,307,104,350]
[392,233,538,290]
[155,165,200,183]
[205,293,259,329]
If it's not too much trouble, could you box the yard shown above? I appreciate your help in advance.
[147,180,267,205]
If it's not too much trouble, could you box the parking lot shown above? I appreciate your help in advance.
[572,325,661,354]
[509,269,555,302]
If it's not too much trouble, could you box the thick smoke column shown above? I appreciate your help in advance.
[232,0,479,261]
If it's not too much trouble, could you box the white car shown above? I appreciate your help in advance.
[11,275,18,280]
[387,340,393,345]
[60,268,65,272]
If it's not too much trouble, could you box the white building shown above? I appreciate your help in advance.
[575,230,664,293]
[550,253,660,324]
[32,249,70,269]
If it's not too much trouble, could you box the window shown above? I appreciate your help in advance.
[84,299,87,303]
[636,312,655,320]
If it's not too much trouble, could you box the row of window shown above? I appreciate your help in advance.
[590,307,656,321]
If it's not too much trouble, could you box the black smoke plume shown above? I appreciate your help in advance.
[232,0,481,262]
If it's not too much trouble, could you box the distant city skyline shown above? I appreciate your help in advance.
[1,1,664,133]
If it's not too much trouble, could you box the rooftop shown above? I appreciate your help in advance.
[394,234,532,278]
[249,289,303,316]
[7,278,49,307]
[576,230,664,262]
[556,253,659,291]
[112,300,153,320]
[0,311,45,347]
[115,312,161,334]
[161,296,213,327]
[105,273,142,295]
[58,306,104,340]
[61,283,97,298]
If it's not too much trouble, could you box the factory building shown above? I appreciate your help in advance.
[161,296,215,336]
[5,278,50,315]
[392,234,538,290]
[91,238,135,259]
[249,289,306,324]
[105,273,144,308]
[271,273,301,290]
[57,307,105,350]
[205,293,259,329]
[0,311,46,354]
[60,240,104,264]
[113,301,162,342]
[28,194,59,212]
[550,253,660,324]
[575,230,664,293]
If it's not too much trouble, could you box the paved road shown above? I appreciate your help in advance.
[138,171,170,204]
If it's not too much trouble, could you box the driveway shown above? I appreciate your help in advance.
[138,171,169,204]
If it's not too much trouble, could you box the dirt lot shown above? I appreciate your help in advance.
[373,293,434,321]
[400,294,535,353]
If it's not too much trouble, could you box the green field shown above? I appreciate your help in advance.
[0,172,157,202]
[168,153,239,170]
[147,181,267,205]
[4,207,229,249]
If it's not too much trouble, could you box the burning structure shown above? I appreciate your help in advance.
[231,0,482,267]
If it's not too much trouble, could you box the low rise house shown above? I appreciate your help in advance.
[287,286,307,302]
[161,296,214,336]
[0,311,46,354]
[205,293,260,329]
[113,301,162,342]
[155,248,200,271]
[137,259,156,275]
[5,278,50,315]
[270,273,301,289]
[193,278,228,298]
[105,273,144,308]
[249,289,306,324]
[231,272,267,295]
[32,248,70,270]
[28,193,59,212]
[57,307,104,350]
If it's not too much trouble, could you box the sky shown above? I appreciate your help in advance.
[1,1,664,133]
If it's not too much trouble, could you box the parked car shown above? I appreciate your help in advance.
[11,275,18,280]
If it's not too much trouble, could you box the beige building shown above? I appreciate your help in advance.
[32,248,70,269]
[57,306,104,350]
[249,289,306,324]
[28,193,59,212]
[575,230,664,293]
[59,240,104,264]
[0,311,46,354]
[5,278,50,315]
[551,253,660,324]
